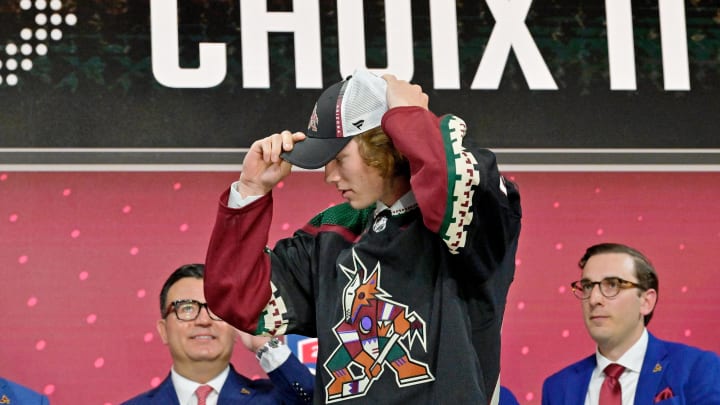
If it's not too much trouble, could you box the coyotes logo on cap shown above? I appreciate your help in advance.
[307,103,319,133]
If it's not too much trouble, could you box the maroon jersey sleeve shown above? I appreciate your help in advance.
[204,188,273,332]
[382,106,522,279]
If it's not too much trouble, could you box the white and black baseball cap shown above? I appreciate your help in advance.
[280,68,388,169]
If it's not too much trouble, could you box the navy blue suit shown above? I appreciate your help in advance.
[542,333,720,404]
[0,377,49,405]
[121,362,313,405]
[500,385,520,405]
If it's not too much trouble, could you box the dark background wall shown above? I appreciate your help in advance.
[1,0,719,162]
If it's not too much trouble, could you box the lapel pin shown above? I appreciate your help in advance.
[653,363,663,373]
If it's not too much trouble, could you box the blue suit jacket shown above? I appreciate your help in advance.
[542,333,720,405]
[121,361,313,405]
[0,377,50,405]
[500,385,521,405]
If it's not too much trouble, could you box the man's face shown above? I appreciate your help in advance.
[324,139,387,209]
[580,252,656,358]
[157,277,237,374]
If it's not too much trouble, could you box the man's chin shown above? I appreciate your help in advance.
[587,326,612,343]
[188,346,225,359]
[189,352,227,362]
[348,199,373,210]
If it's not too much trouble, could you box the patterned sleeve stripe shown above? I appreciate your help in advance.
[437,115,480,255]
[256,282,289,336]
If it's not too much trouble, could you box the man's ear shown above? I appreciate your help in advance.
[640,288,658,317]
[156,319,169,345]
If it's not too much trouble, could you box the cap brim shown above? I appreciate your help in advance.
[280,136,353,169]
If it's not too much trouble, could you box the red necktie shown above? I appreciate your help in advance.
[195,385,213,405]
[599,363,625,405]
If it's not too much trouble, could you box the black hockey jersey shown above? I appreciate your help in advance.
[205,107,522,404]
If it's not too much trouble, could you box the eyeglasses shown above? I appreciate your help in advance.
[570,277,645,299]
[164,299,223,321]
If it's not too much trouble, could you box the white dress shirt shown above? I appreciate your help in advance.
[170,365,229,405]
[228,181,262,208]
[585,328,649,405]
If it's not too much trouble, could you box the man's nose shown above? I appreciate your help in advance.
[194,306,214,324]
[325,160,339,184]
[588,283,605,304]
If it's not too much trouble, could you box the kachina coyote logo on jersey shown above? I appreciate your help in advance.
[323,250,434,402]
[0,0,76,86]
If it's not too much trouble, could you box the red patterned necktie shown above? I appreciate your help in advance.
[195,385,213,405]
[599,363,625,405]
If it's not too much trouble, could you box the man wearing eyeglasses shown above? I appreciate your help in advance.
[542,243,720,405]
[121,264,314,405]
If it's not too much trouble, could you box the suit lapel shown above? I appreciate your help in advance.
[566,356,596,405]
[152,376,182,405]
[635,333,668,404]
[217,366,256,404]
[0,378,16,404]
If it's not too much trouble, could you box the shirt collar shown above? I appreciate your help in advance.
[374,191,418,217]
[170,365,230,404]
[595,328,649,374]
